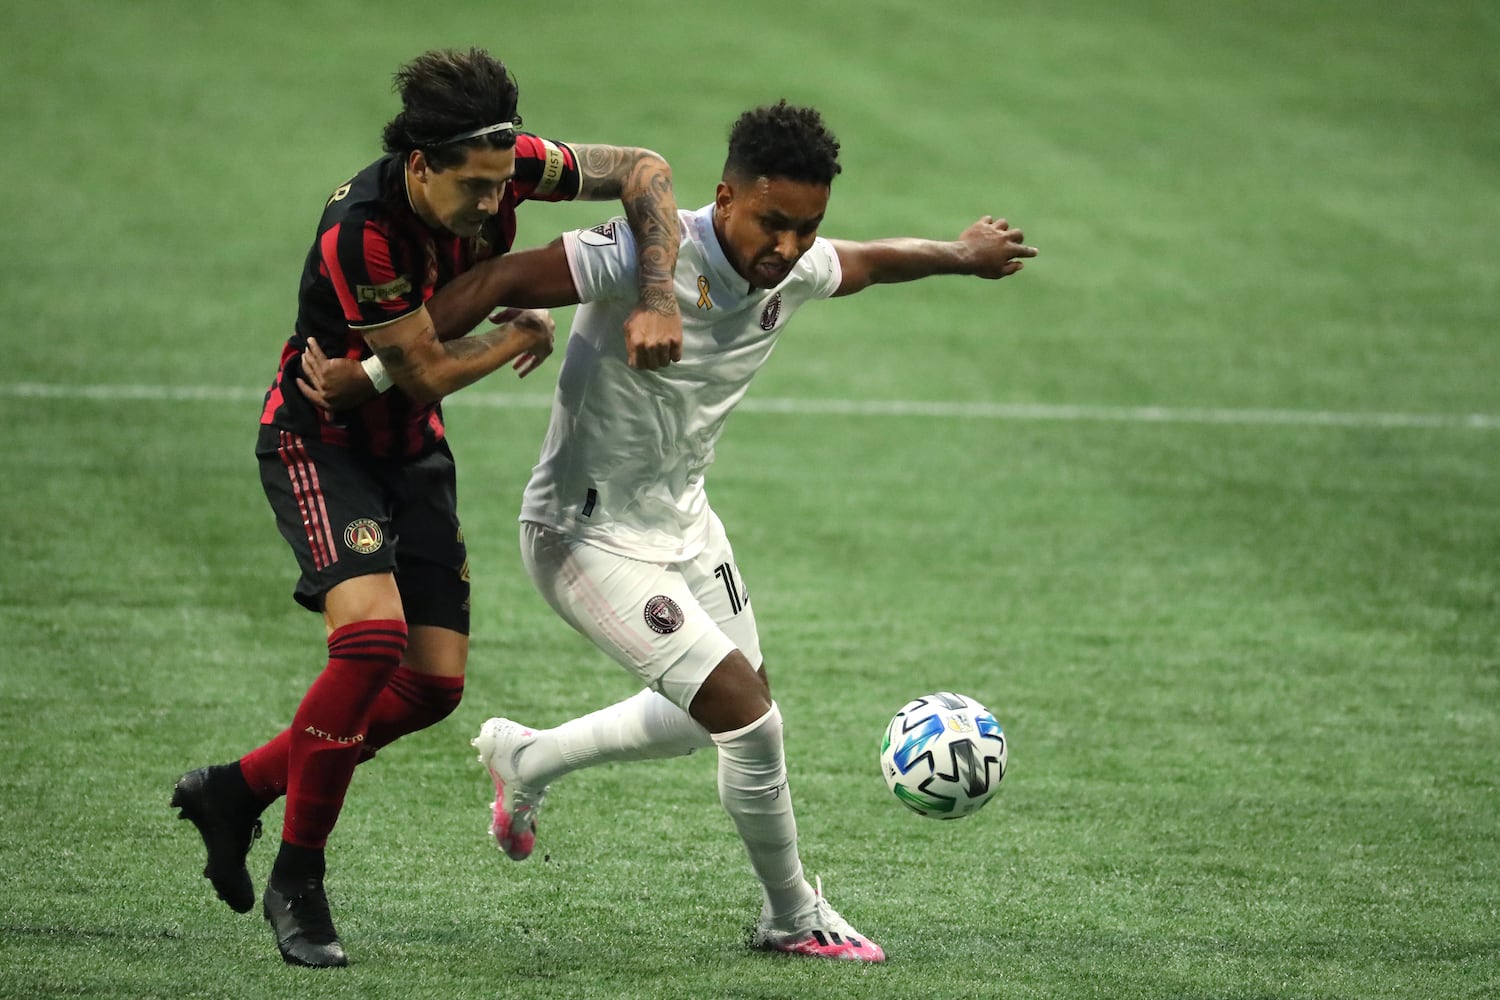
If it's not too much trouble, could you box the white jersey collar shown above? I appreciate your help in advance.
[688,204,754,297]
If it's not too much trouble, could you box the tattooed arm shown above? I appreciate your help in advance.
[352,304,555,406]
[300,243,580,410]
[570,143,682,370]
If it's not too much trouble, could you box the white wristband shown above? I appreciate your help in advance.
[361,354,394,393]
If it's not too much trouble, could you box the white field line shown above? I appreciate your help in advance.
[3,381,1497,430]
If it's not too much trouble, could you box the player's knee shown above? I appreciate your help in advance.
[323,573,406,630]
[691,650,773,734]
[710,701,784,761]
[327,619,409,683]
[401,624,469,679]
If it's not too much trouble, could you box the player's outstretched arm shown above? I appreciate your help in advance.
[829,216,1037,297]
[572,143,682,370]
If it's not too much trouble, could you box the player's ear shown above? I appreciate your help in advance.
[714,181,734,219]
[408,149,429,180]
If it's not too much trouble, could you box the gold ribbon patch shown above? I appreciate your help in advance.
[696,275,712,310]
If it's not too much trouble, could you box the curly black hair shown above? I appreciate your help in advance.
[381,48,520,169]
[723,101,842,186]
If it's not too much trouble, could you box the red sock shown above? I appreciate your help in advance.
[240,730,290,802]
[282,620,407,849]
[363,666,465,754]
[240,668,464,798]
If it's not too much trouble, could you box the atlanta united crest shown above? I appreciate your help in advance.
[643,595,684,634]
[343,518,384,554]
[759,292,782,331]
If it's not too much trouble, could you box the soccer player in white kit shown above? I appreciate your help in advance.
[339,102,1036,962]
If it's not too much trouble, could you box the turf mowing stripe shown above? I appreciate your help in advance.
[4,381,1497,430]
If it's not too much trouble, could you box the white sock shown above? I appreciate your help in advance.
[712,702,817,923]
[515,688,713,787]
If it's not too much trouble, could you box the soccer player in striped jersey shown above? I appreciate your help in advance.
[322,101,1036,963]
[170,47,683,969]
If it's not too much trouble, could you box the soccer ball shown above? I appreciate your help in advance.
[880,692,1007,819]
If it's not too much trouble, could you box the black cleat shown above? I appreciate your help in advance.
[263,877,348,968]
[171,764,264,913]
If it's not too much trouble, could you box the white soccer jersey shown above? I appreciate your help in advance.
[519,204,843,562]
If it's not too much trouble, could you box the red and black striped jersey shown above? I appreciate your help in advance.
[260,134,581,458]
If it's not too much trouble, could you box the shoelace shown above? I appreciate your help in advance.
[808,876,854,935]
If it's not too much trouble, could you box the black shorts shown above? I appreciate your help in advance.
[256,425,470,633]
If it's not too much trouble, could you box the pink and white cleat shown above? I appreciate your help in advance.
[752,877,886,963]
[472,718,549,861]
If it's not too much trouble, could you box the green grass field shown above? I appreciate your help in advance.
[3,1,1497,997]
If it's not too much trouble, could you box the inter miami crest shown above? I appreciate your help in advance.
[759,292,782,331]
[643,595,684,634]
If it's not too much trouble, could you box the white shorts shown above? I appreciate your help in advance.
[519,514,762,711]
